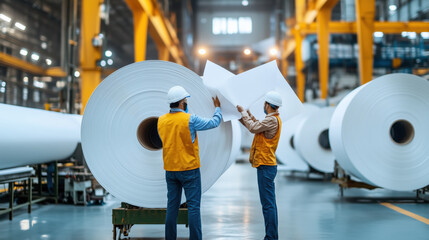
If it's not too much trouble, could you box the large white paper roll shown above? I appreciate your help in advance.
[81,60,239,208]
[330,73,429,191]
[294,107,336,173]
[276,104,319,171]
[0,104,81,169]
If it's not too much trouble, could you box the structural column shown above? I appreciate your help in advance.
[294,29,305,102]
[316,0,338,99]
[355,0,375,84]
[133,10,149,62]
[79,0,102,112]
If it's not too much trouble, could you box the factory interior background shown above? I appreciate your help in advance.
[0,0,429,239]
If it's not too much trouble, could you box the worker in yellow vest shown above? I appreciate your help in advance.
[158,86,222,240]
[237,91,282,240]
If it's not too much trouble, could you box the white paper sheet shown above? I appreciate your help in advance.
[203,60,303,122]
[202,61,241,121]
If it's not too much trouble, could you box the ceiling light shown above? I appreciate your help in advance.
[100,60,106,67]
[107,59,113,65]
[0,14,11,22]
[421,32,429,39]
[198,48,207,55]
[46,59,52,65]
[243,48,251,55]
[41,42,47,49]
[373,32,384,38]
[74,71,80,78]
[15,22,26,31]
[389,5,397,11]
[20,49,28,56]
[105,50,112,57]
[31,53,39,61]
[242,0,249,6]
[269,47,278,56]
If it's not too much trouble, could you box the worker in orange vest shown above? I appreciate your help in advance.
[237,91,282,240]
[158,86,222,240]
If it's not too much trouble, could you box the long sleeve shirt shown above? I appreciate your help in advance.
[239,110,279,139]
[170,107,222,143]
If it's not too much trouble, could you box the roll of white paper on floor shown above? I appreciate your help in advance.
[0,104,81,169]
[294,107,336,173]
[276,104,319,171]
[329,73,429,191]
[81,60,240,208]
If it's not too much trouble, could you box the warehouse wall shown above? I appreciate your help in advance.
[196,10,271,47]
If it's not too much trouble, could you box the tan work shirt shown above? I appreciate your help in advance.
[239,111,280,139]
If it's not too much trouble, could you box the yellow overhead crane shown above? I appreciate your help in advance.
[282,0,429,102]
[79,0,188,112]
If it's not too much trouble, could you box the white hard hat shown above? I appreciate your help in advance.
[167,86,190,104]
[264,91,282,107]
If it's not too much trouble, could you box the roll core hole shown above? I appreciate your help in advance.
[290,135,295,149]
[318,129,331,150]
[390,120,414,145]
[137,117,163,151]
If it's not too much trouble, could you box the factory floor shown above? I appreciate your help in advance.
[0,163,428,240]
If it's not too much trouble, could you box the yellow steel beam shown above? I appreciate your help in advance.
[281,59,289,79]
[355,0,375,85]
[294,0,306,102]
[133,9,149,62]
[125,0,186,66]
[282,38,296,59]
[0,52,66,77]
[294,28,305,102]
[80,0,102,113]
[316,0,339,99]
[299,21,429,34]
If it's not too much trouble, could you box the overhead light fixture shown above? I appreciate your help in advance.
[198,48,207,55]
[408,32,417,39]
[15,22,26,31]
[41,42,47,49]
[269,47,278,57]
[100,60,106,67]
[45,59,52,65]
[19,48,28,56]
[74,71,80,78]
[105,50,112,57]
[389,5,397,11]
[421,32,429,39]
[23,77,29,84]
[107,59,113,65]
[242,0,249,6]
[373,32,384,38]
[31,53,39,61]
[243,48,251,55]
[0,13,11,22]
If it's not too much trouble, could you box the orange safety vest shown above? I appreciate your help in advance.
[157,112,200,171]
[249,114,282,168]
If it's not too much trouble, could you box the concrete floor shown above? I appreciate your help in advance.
[0,163,428,240]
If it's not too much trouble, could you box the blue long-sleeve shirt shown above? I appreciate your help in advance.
[170,107,222,143]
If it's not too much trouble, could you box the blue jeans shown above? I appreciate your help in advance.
[165,168,202,240]
[257,165,278,240]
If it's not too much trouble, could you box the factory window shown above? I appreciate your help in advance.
[212,17,252,35]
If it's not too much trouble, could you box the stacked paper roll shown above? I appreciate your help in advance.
[294,107,336,173]
[276,104,319,171]
[0,104,81,169]
[81,60,240,208]
[330,73,429,191]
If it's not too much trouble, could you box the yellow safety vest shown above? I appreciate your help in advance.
[249,114,282,168]
[157,112,200,171]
